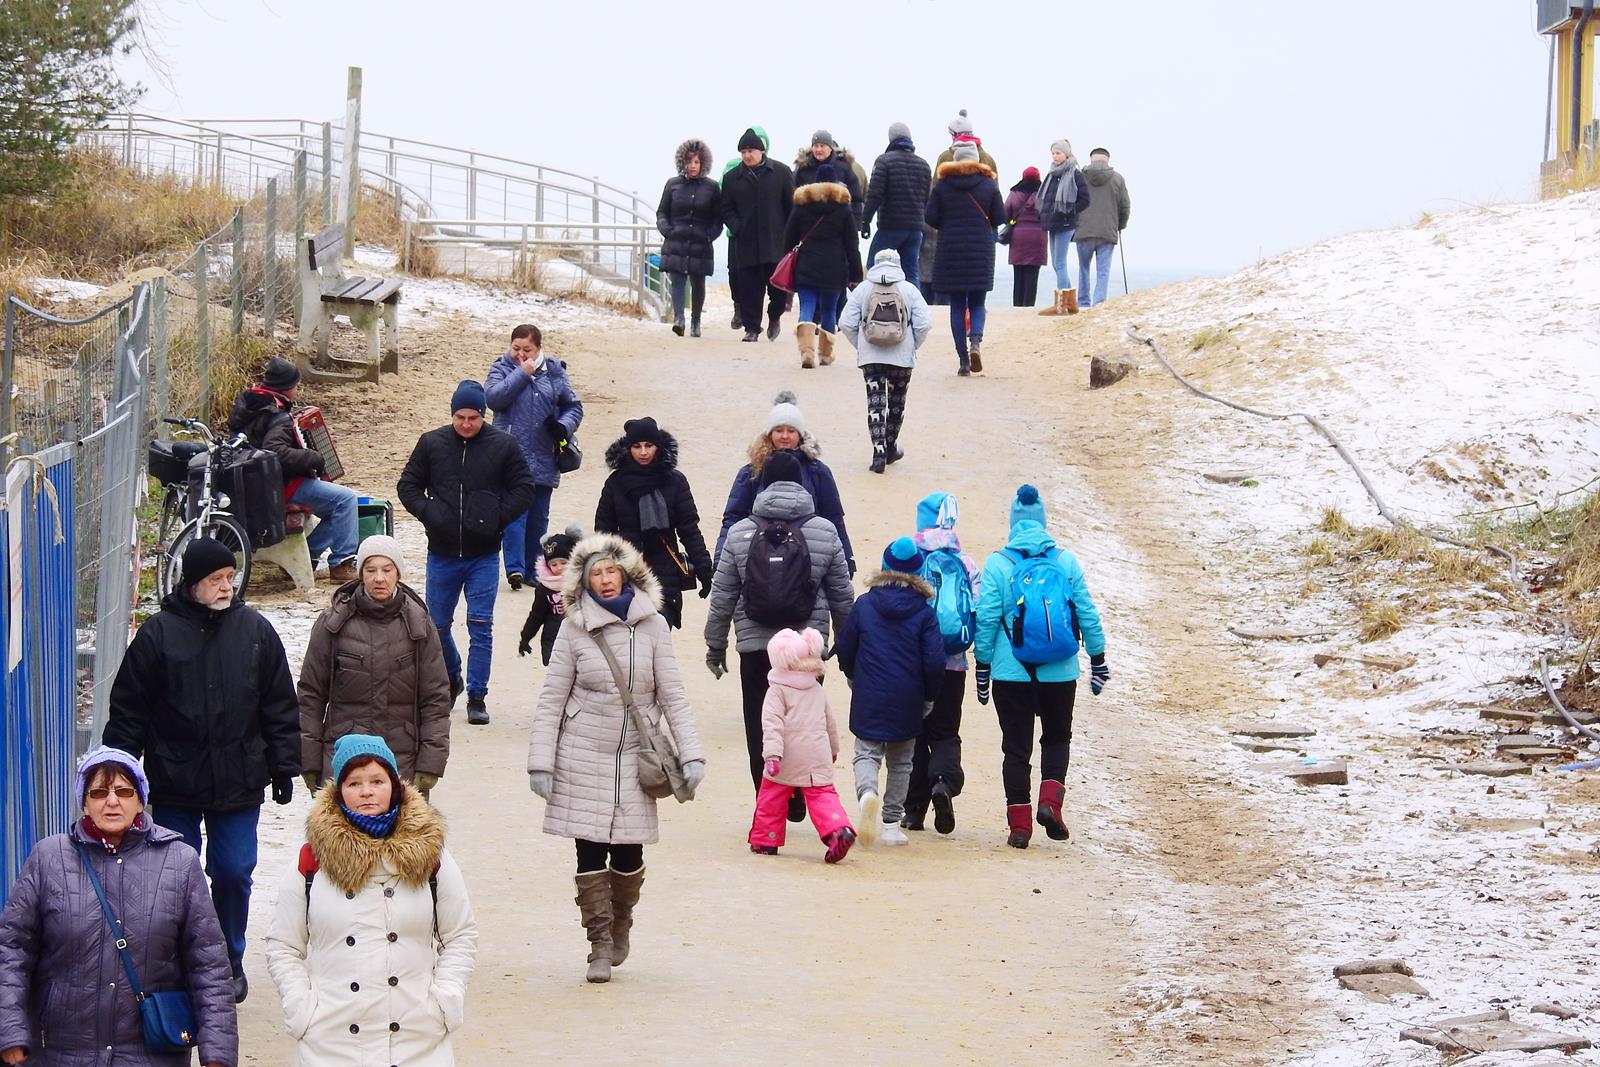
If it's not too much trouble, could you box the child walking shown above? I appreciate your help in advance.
[518,527,581,664]
[835,538,947,845]
[748,628,857,863]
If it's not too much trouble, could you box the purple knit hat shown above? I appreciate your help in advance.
[75,744,149,807]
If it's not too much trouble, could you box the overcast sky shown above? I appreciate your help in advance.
[122,0,1550,278]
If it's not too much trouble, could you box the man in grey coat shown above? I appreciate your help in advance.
[1073,148,1132,309]
[704,450,854,804]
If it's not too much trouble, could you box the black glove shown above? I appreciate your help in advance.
[698,573,713,599]
[1090,653,1110,696]
[544,416,566,444]
[860,224,871,240]
[975,664,991,706]
[706,647,727,680]
[271,776,294,806]
[518,636,532,657]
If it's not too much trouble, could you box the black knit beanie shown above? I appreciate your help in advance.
[761,449,803,488]
[181,537,237,588]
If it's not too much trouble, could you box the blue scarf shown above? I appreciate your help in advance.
[592,586,635,620]
[340,801,399,838]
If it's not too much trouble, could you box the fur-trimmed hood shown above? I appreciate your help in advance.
[747,430,822,473]
[559,532,663,618]
[936,160,996,181]
[603,428,680,471]
[674,138,714,178]
[305,783,444,895]
[866,569,934,599]
[792,181,852,207]
[793,146,857,170]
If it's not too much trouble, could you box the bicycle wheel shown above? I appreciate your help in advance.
[156,485,185,553]
[164,514,254,600]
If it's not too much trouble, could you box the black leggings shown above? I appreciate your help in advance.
[739,649,772,790]
[575,839,644,874]
[993,679,1076,805]
[1013,265,1041,307]
[667,272,706,320]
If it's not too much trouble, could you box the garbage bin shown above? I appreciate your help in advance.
[357,497,395,543]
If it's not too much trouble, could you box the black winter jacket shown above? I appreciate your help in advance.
[104,591,300,810]
[656,174,722,277]
[864,141,933,231]
[793,149,864,229]
[227,386,323,482]
[925,160,1006,293]
[781,182,864,292]
[721,157,794,267]
[397,422,535,558]
[595,430,714,595]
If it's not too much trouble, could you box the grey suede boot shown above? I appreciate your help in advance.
[608,866,645,966]
[574,871,613,983]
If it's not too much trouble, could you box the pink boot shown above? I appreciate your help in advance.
[1006,804,1033,849]
[1036,780,1069,841]
[823,827,856,863]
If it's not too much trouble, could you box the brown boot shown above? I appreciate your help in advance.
[1063,288,1080,315]
[608,866,644,966]
[328,559,359,582]
[574,871,613,983]
[796,323,817,369]
[1037,289,1063,316]
[968,336,983,374]
[817,330,835,366]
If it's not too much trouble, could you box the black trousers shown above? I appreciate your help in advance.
[993,679,1076,805]
[738,649,772,790]
[904,669,967,819]
[667,272,706,321]
[575,839,644,874]
[731,263,785,331]
[1013,265,1041,307]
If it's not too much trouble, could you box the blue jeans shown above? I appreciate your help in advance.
[1049,228,1076,290]
[426,551,499,696]
[500,484,554,579]
[288,477,359,566]
[947,290,988,357]
[796,287,843,333]
[1076,240,1115,307]
[867,228,922,289]
[152,804,260,968]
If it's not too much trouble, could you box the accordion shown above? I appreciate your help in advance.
[292,406,345,482]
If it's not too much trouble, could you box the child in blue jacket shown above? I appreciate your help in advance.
[835,538,946,846]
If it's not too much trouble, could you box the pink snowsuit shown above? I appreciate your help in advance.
[748,632,853,851]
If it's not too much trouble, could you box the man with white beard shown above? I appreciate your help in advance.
[104,537,300,1004]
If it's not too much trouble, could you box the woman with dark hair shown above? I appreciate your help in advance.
[656,139,722,337]
[0,746,237,1067]
[266,734,477,1066]
[594,417,714,629]
[1004,166,1047,307]
[781,161,863,369]
[925,142,1005,375]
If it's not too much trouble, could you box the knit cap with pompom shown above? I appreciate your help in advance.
[1009,483,1046,530]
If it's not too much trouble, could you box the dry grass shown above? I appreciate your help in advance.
[1358,602,1404,642]
[0,254,49,303]
[1316,507,1355,537]
[1187,324,1233,351]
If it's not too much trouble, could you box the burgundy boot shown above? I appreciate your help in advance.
[1037,779,1069,841]
[1006,804,1033,849]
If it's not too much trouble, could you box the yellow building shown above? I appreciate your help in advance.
[1540,1,1600,189]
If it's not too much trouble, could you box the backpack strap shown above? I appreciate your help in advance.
[301,841,443,942]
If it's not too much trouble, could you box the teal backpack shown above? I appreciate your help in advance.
[919,547,976,655]
[1001,548,1079,667]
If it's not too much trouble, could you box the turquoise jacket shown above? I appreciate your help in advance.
[973,521,1105,683]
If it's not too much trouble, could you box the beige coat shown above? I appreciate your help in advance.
[527,535,704,844]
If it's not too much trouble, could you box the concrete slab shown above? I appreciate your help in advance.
[1333,959,1414,977]
[1400,1007,1591,1054]
[1452,762,1534,777]
[1233,723,1317,739]
[1255,759,1349,786]
[1480,706,1540,724]
[1338,972,1430,1002]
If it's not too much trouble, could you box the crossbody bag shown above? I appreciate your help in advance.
[587,629,696,803]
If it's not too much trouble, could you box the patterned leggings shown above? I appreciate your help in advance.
[862,364,913,459]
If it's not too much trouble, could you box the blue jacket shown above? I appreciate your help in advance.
[835,571,946,742]
[483,354,584,488]
[973,521,1105,683]
[716,439,855,575]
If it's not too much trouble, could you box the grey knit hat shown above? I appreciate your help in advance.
[948,109,973,136]
[952,142,980,163]
[888,121,911,141]
[810,129,836,149]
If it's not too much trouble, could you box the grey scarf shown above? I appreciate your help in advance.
[638,489,671,533]
[1040,159,1079,226]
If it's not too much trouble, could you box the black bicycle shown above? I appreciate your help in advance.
[147,417,253,597]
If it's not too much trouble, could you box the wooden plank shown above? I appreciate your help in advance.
[366,277,403,304]
[308,223,347,271]
[322,276,402,306]
[323,276,370,300]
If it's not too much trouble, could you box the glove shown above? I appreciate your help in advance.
[528,771,553,799]
[518,636,532,657]
[1090,653,1110,696]
[923,701,935,718]
[682,759,706,792]
[764,757,781,779]
[413,772,439,794]
[860,224,871,239]
[975,664,991,706]
[544,416,566,444]
[698,573,713,599]
[706,648,726,679]
[301,772,321,793]
[271,776,294,806]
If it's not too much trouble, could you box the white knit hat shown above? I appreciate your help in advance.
[765,390,805,435]
[356,534,407,579]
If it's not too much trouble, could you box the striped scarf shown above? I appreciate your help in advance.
[339,801,399,838]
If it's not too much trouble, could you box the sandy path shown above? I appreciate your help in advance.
[230,289,1318,1064]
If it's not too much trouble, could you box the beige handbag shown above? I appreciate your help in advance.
[588,629,695,803]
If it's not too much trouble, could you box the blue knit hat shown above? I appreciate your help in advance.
[450,379,487,415]
[916,492,958,532]
[882,536,925,574]
[1010,484,1045,530]
[332,734,398,786]
[76,745,148,807]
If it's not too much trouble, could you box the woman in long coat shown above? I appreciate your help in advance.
[526,534,705,984]
[655,138,721,337]
[298,535,453,796]
[266,734,477,1067]
[925,142,1005,375]
[781,164,863,369]
[0,746,237,1067]
[594,417,714,630]
[1004,166,1047,308]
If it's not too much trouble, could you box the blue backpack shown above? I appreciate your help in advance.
[1002,548,1079,667]
[919,547,976,655]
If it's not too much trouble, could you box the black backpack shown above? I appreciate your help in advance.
[743,517,815,627]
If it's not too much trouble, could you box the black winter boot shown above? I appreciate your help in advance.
[466,695,489,725]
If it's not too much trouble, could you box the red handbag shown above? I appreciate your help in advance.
[769,219,824,293]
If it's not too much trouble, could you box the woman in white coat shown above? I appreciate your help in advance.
[527,533,706,984]
[266,734,477,1066]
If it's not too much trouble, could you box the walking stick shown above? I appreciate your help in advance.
[1118,230,1129,295]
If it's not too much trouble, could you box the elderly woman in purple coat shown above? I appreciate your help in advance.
[0,746,237,1067]
[1004,166,1049,308]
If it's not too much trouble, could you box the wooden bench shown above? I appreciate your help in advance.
[295,222,401,383]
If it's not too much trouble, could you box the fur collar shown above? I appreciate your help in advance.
[793,147,856,170]
[866,569,933,598]
[305,785,443,894]
[747,431,821,473]
[792,181,852,207]
[603,428,680,471]
[937,160,995,180]
[674,138,713,178]
[560,533,662,617]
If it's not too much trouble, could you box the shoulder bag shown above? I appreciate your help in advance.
[769,218,824,293]
[75,842,199,1055]
[587,629,696,803]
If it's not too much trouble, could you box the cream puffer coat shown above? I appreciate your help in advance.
[527,534,705,844]
[264,786,478,1067]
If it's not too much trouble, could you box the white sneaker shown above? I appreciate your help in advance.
[879,822,909,846]
[857,792,881,844]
